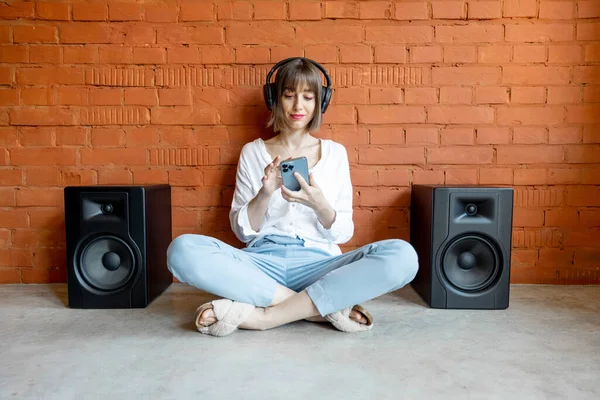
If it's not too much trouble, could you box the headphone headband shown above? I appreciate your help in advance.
[263,57,333,114]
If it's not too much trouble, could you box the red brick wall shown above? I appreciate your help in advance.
[0,0,599,284]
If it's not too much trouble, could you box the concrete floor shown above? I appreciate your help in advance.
[0,284,598,400]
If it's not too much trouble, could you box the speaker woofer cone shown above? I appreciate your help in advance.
[441,235,500,292]
[77,235,137,292]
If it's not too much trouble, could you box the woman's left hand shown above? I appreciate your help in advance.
[280,172,329,211]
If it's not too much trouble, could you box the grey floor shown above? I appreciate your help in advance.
[0,284,598,400]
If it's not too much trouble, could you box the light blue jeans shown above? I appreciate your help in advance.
[166,234,419,316]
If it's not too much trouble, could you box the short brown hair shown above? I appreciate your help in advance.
[266,59,323,133]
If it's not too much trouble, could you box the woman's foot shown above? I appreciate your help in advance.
[198,306,368,327]
[197,305,266,330]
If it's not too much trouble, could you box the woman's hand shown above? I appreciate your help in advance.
[261,155,282,196]
[281,172,336,228]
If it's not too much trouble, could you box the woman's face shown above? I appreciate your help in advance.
[281,84,316,132]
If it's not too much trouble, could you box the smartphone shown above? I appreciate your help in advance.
[280,156,310,192]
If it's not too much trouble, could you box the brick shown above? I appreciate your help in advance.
[433,67,500,85]
[513,208,545,227]
[125,126,160,146]
[304,44,338,63]
[547,87,581,104]
[359,1,393,19]
[235,47,270,64]
[29,45,61,63]
[159,88,192,106]
[339,44,372,63]
[539,1,574,20]
[359,147,425,164]
[432,1,466,19]
[549,45,582,63]
[480,168,513,184]
[497,145,564,164]
[413,169,445,184]
[374,45,406,63]
[505,24,574,42]
[439,87,472,104]
[511,87,545,104]
[567,187,600,206]
[584,86,600,102]
[503,0,537,17]
[322,105,356,124]
[406,128,438,146]
[144,4,178,23]
[577,23,600,41]
[0,67,13,85]
[369,88,403,104]
[72,4,108,21]
[19,127,53,146]
[405,88,437,104]
[513,127,547,144]
[157,26,224,45]
[436,25,503,43]
[394,1,429,20]
[167,47,202,64]
[325,1,359,18]
[10,148,77,166]
[0,2,34,19]
[0,88,17,106]
[180,1,215,21]
[565,144,600,163]
[377,168,411,186]
[25,167,60,185]
[478,45,511,63]
[133,47,166,64]
[254,1,286,19]
[194,88,230,106]
[61,23,125,44]
[546,208,579,227]
[566,105,600,123]
[227,23,294,45]
[98,45,133,64]
[445,169,478,184]
[410,46,442,63]
[218,1,253,20]
[468,1,502,19]
[0,170,22,186]
[124,88,157,106]
[89,88,122,105]
[21,88,54,106]
[498,106,566,125]
[368,126,404,144]
[56,87,88,105]
[91,127,126,147]
[440,128,474,145]
[357,105,426,123]
[0,45,27,63]
[513,45,546,63]
[366,26,433,44]
[0,188,16,207]
[82,106,150,125]
[477,127,511,144]
[584,44,600,62]
[578,0,600,18]
[443,45,477,63]
[63,46,96,64]
[202,46,235,64]
[124,25,155,45]
[289,1,322,20]
[270,46,304,62]
[549,127,582,144]
[503,66,570,85]
[475,86,509,104]
[10,108,78,126]
[427,147,494,164]
[81,148,146,166]
[427,106,494,123]
[151,107,218,125]
[108,3,143,21]
[37,2,69,20]
[574,66,600,84]
[56,127,88,146]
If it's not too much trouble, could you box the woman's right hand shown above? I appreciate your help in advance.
[261,155,282,196]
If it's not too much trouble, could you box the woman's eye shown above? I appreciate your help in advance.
[304,97,314,101]
[284,95,294,99]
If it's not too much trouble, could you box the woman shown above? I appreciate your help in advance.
[166,58,419,337]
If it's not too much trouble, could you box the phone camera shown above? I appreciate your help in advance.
[282,163,293,172]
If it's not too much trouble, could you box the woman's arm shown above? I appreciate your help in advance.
[246,187,272,232]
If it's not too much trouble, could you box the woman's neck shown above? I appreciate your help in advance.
[278,130,312,149]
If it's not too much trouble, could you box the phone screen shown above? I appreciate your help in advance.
[280,157,310,191]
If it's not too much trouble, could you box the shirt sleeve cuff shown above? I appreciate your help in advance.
[236,203,259,240]
[317,211,352,243]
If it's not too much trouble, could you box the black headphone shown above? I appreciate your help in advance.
[263,57,332,114]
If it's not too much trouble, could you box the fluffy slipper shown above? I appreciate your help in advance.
[325,304,374,332]
[194,299,255,337]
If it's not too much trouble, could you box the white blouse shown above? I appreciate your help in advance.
[229,138,354,256]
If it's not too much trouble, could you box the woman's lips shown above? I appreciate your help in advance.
[290,114,305,120]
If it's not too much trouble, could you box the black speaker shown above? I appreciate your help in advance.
[410,185,513,309]
[64,185,172,309]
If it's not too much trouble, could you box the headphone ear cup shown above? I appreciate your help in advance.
[263,83,277,110]
[321,86,332,114]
